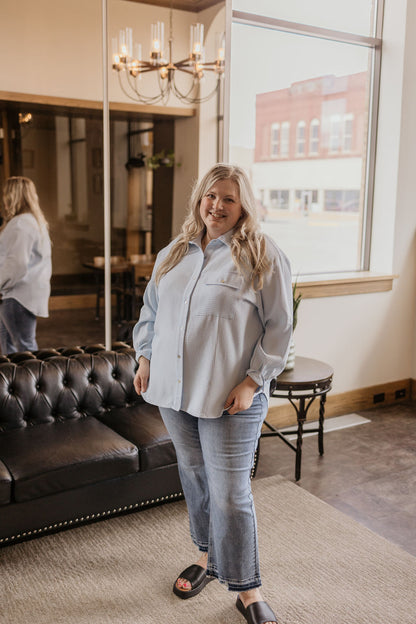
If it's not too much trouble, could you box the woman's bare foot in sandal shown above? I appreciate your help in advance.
[237,589,277,624]
[175,552,208,592]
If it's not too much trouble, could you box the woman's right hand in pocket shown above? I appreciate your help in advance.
[134,356,150,395]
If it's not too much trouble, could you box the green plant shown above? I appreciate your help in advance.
[146,150,179,170]
[292,280,302,331]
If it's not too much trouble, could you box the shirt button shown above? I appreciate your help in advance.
[178,379,181,383]
[184,299,188,304]
[177,355,181,359]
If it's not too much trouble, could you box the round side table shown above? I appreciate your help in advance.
[263,356,334,481]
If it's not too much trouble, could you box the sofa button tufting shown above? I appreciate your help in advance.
[8,386,14,394]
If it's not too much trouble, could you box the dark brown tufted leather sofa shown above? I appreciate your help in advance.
[0,343,182,547]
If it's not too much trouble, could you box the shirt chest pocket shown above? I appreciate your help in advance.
[194,272,245,320]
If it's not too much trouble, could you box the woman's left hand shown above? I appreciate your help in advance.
[224,376,258,415]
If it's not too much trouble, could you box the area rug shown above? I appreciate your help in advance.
[1,474,415,624]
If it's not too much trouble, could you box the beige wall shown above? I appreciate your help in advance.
[0,0,201,110]
[0,0,103,101]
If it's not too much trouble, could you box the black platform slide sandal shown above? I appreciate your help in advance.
[173,564,214,600]
[236,596,278,624]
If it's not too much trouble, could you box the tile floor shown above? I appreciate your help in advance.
[256,402,416,556]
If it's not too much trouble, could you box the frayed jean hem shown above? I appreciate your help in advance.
[206,567,262,592]
[191,534,209,553]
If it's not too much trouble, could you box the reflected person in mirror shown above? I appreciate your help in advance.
[0,177,52,354]
[133,164,292,624]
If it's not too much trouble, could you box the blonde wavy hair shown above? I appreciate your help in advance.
[2,176,49,231]
[156,163,271,290]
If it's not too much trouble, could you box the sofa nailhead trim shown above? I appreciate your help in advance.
[0,492,183,545]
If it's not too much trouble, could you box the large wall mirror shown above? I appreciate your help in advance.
[0,0,225,354]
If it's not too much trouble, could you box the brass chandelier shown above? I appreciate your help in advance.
[112,6,225,105]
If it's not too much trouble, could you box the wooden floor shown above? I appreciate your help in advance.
[36,308,416,558]
[256,401,416,556]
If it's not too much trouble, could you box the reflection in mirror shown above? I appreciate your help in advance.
[0,0,225,355]
[0,0,107,353]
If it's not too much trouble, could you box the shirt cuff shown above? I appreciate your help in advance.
[246,369,264,387]
[136,349,152,362]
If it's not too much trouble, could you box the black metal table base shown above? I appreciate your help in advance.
[261,357,333,481]
[261,392,327,481]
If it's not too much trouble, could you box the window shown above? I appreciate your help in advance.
[295,189,319,214]
[229,1,382,274]
[269,189,290,209]
[271,123,280,157]
[296,121,306,156]
[343,114,354,152]
[324,190,360,212]
[329,114,342,153]
[281,122,290,157]
[309,119,320,155]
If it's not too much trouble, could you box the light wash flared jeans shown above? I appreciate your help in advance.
[0,298,38,354]
[159,392,268,591]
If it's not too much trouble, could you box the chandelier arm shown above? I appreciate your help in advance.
[174,67,196,76]
[173,58,194,67]
[121,71,166,105]
[157,72,173,105]
[173,76,221,104]
[172,68,218,103]
[125,68,170,104]
[171,75,199,101]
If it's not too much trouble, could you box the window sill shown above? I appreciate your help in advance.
[296,272,397,298]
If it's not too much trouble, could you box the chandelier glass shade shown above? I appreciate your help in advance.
[112,12,225,106]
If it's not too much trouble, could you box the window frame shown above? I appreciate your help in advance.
[343,113,354,152]
[226,2,384,272]
[281,121,290,157]
[296,120,306,156]
[270,122,280,158]
[309,118,320,155]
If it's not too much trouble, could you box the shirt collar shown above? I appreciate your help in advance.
[190,229,234,249]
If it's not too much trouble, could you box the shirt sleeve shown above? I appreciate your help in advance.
[0,220,36,292]
[246,243,293,386]
[132,244,173,361]
[132,268,159,362]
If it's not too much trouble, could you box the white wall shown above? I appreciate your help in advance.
[292,0,416,394]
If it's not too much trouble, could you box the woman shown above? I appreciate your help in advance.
[133,164,292,624]
[0,177,52,354]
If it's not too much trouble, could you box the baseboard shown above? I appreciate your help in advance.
[266,378,413,429]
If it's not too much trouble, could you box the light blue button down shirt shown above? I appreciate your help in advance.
[133,231,293,419]
[0,213,52,317]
